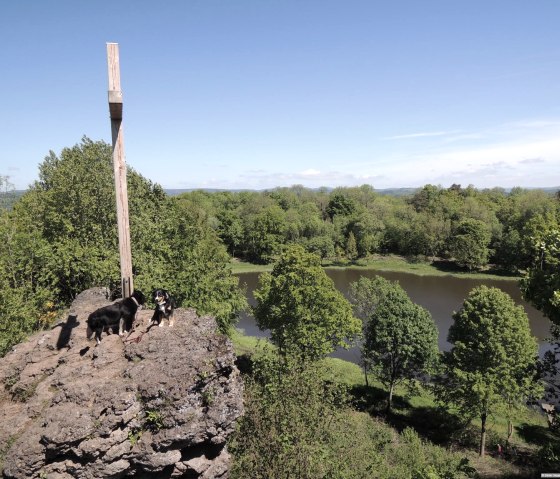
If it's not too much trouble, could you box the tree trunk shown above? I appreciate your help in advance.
[480,412,487,456]
[363,363,369,387]
[506,419,513,449]
[387,383,394,414]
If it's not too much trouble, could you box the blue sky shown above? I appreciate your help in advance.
[2,1,560,191]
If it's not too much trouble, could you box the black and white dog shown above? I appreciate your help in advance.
[87,290,146,344]
[150,289,176,328]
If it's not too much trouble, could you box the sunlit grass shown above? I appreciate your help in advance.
[229,259,272,274]
[231,254,519,281]
[231,328,548,457]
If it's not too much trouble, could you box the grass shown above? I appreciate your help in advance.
[229,259,272,274]
[231,254,520,281]
[229,329,268,357]
[230,329,552,478]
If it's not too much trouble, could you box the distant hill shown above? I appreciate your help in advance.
[164,186,559,197]
[3,186,557,205]
[0,189,26,210]
[164,187,421,196]
[164,188,255,196]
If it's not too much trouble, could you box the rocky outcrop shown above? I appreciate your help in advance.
[0,288,243,479]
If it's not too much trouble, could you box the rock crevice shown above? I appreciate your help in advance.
[0,288,243,479]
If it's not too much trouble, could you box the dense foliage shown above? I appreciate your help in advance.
[230,353,475,479]
[253,245,361,360]
[521,228,560,412]
[350,276,440,413]
[437,286,541,456]
[0,138,246,355]
[170,183,559,271]
[0,139,555,476]
[521,229,560,325]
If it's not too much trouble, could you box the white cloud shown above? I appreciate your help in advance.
[519,157,544,164]
[383,130,458,140]
[169,118,560,190]
[238,169,384,189]
[299,168,321,176]
[378,136,560,188]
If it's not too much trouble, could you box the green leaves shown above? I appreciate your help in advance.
[448,218,491,271]
[0,137,248,355]
[253,245,361,360]
[521,229,560,325]
[439,285,542,455]
[350,276,440,412]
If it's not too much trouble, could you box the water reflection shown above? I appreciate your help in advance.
[236,270,551,364]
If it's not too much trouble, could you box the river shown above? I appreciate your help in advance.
[235,269,552,364]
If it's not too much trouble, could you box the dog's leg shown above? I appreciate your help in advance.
[95,329,102,345]
[119,317,126,336]
[169,311,174,327]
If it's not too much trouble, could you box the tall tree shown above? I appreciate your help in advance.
[520,229,560,324]
[326,192,356,220]
[253,245,361,360]
[350,276,439,413]
[345,230,358,261]
[438,286,541,456]
[0,137,247,355]
[448,218,491,270]
[520,228,560,399]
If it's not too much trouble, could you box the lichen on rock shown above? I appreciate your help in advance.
[0,288,243,479]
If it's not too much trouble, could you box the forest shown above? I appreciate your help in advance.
[168,177,559,274]
[1,137,560,478]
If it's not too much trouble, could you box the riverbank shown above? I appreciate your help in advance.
[230,254,520,281]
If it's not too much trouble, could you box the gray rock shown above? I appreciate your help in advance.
[0,288,244,478]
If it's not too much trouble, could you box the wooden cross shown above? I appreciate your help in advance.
[107,43,133,298]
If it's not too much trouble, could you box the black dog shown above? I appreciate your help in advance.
[86,290,146,344]
[150,289,176,328]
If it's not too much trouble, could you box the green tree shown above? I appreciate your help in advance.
[350,276,439,413]
[0,137,247,354]
[244,204,287,263]
[217,209,244,257]
[520,229,560,324]
[304,235,335,260]
[355,213,385,256]
[230,354,474,479]
[326,192,356,220]
[521,229,560,400]
[166,200,247,332]
[345,230,358,261]
[253,245,361,360]
[230,355,350,479]
[448,218,491,270]
[438,286,541,456]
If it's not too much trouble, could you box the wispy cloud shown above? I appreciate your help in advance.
[519,157,544,164]
[507,119,560,129]
[381,136,560,188]
[238,169,385,188]
[383,131,458,140]
[171,118,560,190]
[442,133,486,144]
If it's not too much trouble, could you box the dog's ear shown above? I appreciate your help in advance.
[164,290,169,300]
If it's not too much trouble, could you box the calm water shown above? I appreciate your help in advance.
[235,269,551,364]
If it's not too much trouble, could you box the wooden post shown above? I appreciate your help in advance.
[107,43,133,298]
